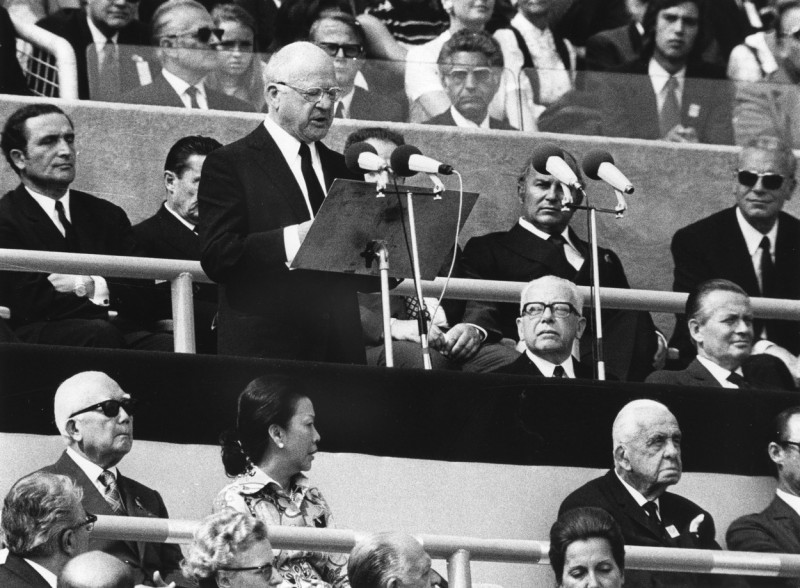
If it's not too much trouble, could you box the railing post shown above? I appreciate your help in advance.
[447,549,471,588]
[171,272,196,353]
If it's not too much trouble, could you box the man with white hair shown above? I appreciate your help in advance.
[559,399,735,587]
[348,532,438,588]
[58,551,135,588]
[39,371,182,586]
[0,472,92,587]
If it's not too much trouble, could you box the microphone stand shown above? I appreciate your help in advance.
[360,240,394,367]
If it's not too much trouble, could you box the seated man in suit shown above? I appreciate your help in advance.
[584,0,647,72]
[647,279,796,389]
[670,135,800,363]
[59,551,136,588]
[309,13,407,122]
[560,399,737,588]
[348,532,436,588]
[40,371,183,586]
[494,275,593,378]
[424,30,515,129]
[119,0,253,111]
[134,135,222,354]
[727,405,800,587]
[0,472,91,587]
[35,0,151,100]
[0,103,172,350]
[596,0,734,144]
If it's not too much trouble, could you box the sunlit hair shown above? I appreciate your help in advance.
[1,103,73,175]
[164,135,222,175]
[640,0,706,61]
[349,532,418,588]
[438,29,503,68]
[152,0,210,42]
[549,507,625,583]
[741,135,798,177]
[685,278,748,324]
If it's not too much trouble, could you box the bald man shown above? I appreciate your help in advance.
[39,371,183,587]
[559,400,738,588]
[348,532,438,588]
[199,41,365,361]
[58,551,135,588]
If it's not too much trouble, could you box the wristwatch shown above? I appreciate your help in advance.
[73,276,92,298]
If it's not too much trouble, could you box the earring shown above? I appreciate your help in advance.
[278,442,285,449]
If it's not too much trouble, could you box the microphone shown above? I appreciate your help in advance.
[530,143,583,190]
[344,142,388,174]
[390,145,454,177]
[582,149,635,194]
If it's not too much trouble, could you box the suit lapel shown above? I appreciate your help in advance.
[719,207,761,294]
[156,205,200,258]
[627,59,661,138]
[767,496,800,552]
[684,358,723,387]
[607,471,670,544]
[13,185,71,252]
[500,224,577,278]
[2,554,53,588]
[118,474,147,563]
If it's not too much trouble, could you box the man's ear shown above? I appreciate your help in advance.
[688,318,703,346]
[787,177,796,200]
[9,149,26,172]
[614,444,630,471]
[268,423,283,447]
[65,419,82,443]
[575,315,587,340]
[768,441,785,467]
[386,577,399,588]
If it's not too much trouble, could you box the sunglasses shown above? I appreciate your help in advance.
[316,42,363,58]
[164,27,224,44]
[736,169,787,190]
[68,398,137,419]
[445,67,494,84]
[218,562,274,577]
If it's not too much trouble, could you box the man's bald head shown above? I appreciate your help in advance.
[58,551,135,588]
[349,532,432,588]
[54,372,126,436]
[265,41,335,84]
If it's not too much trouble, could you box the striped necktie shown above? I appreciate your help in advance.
[98,470,127,514]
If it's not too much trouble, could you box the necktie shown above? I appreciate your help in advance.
[185,86,200,109]
[552,365,566,378]
[299,142,325,215]
[727,371,749,388]
[335,101,345,119]
[642,500,660,522]
[98,470,127,514]
[94,37,120,101]
[55,200,79,251]
[759,235,775,297]
[548,234,573,271]
[659,76,681,137]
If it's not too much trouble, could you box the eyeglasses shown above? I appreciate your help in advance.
[218,562,274,577]
[316,42,363,58]
[213,39,254,51]
[274,81,342,103]
[65,512,97,533]
[780,440,800,451]
[520,301,579,319]
[163,27,224,44]
[68,398,137,419]
[736,169,787,190]
[444,67,494,84]
[780,24,800,41]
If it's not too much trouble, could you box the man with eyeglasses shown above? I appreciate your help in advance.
[120,0,252,111]
[39,371,183,586]
[669,136,800,366]
[734,0,800,148]
[727,406,800,586]
[309,13,407,122]
[425,29,515,129]
[0,472,91,587]
[199,41,370,361]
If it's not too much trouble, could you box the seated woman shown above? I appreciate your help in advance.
[182,509,282,588]
[214,375,349,588]
[549,507,625,588]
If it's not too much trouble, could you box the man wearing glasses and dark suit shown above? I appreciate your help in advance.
[39,371,183,586]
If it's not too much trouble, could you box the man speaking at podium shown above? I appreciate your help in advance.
[199,41,363,361]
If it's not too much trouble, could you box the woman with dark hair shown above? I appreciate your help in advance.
[214,376,349,588]
[549,507,625,588]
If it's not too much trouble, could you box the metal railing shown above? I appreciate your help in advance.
[92,515,800,588]
[2,248,800,353]
[12,16,79,99]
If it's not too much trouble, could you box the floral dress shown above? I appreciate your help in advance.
[213,466,349,588]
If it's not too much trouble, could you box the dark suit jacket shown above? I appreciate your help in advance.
[133,203,218,353]
[423,108,516,130]
[584,22,643,72]
[552,0,630,47]
[646,356,796,390]
[459,223,657,381]
[198,123,368,361]
[0,185,155,331]
[36,8,151,100]
[597,57,734,145]
[0,6,31,96]
[0,554,51,588]
[40,452,183,586]
[119,73,254,112]
[727,495,800,588]
[348,86,407,123]
[492,352,595,378]
[560,469,732,588]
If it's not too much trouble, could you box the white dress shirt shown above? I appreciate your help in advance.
[649,58,686,113]
[615,469,660,515]
[696,355,746,388]
[777,488,800,518]
[736,206,777,292]
[525,350,576,377]
[66,447,120,497]
[450,105,490,129]
[518,217,584,270]
[161,68,209,110]
[86,14,118,69]
[24,559,57,587]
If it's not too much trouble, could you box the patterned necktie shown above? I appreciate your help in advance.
[552,365,566,378]
[185,86,200,109]
[659,76,681,137]
[299,142,325,215]
[98,470,127,514]
[727,371,749,389]
[759,235,775,297]
[55,199,79,251]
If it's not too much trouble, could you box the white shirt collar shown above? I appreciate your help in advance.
[161,68,207,106]
[26,187,71,235]
[86,14,118,46]
[736,206,778,256]
[338,87,356,119]
[449,105,490,129]
[518,218,578,249]
[510,11,550,38]
[615,469,658,509]
[695,354,745,388]
[23,559,57,587]
[164,201,196,232]
[777,488,800,518]
[263,115,320,169]
[66,446,119,482]
[525,350,576,377]
[648,57,686,97]
[226,464,310,494]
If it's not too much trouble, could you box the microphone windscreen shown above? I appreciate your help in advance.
[389,144,422,177]
[344,142,378,173]
[582,149,614,180]
[530,143,564,175]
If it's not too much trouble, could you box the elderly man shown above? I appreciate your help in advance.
[120,0,251,111]
[58,551,135,588]
[134,135,222,354]
[199,41,368,361]
[425,30,515,129]
[648,279,796,389]
[39,371,182,586]
[0,103,171,351]
[727,406,800,587]
[670,136,800,363]
[560,399,731,588]
[0,472,92,587]
[348,532,436,588]
[35,0,151,99]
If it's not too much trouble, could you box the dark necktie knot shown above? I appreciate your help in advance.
[643,500,660,522]
[335,101,345,118]
[552,365,566,378]
[299,142,325,215]
[549,234,566,247]
[185,86,200,109]
[727,371,749,388]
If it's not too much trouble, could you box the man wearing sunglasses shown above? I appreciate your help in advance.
[0,472,91,587]
[40,371,183,586]
[669,135,800,366]
[120,0,253,111]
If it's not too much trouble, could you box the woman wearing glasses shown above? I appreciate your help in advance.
[207,4,268,112]
[182,510,282,588]
[214,376,349,588]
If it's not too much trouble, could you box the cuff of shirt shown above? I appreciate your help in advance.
[89,276,110,306]
[753,339,776,354]
[283,225,301,266]
[466,323,487,342]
